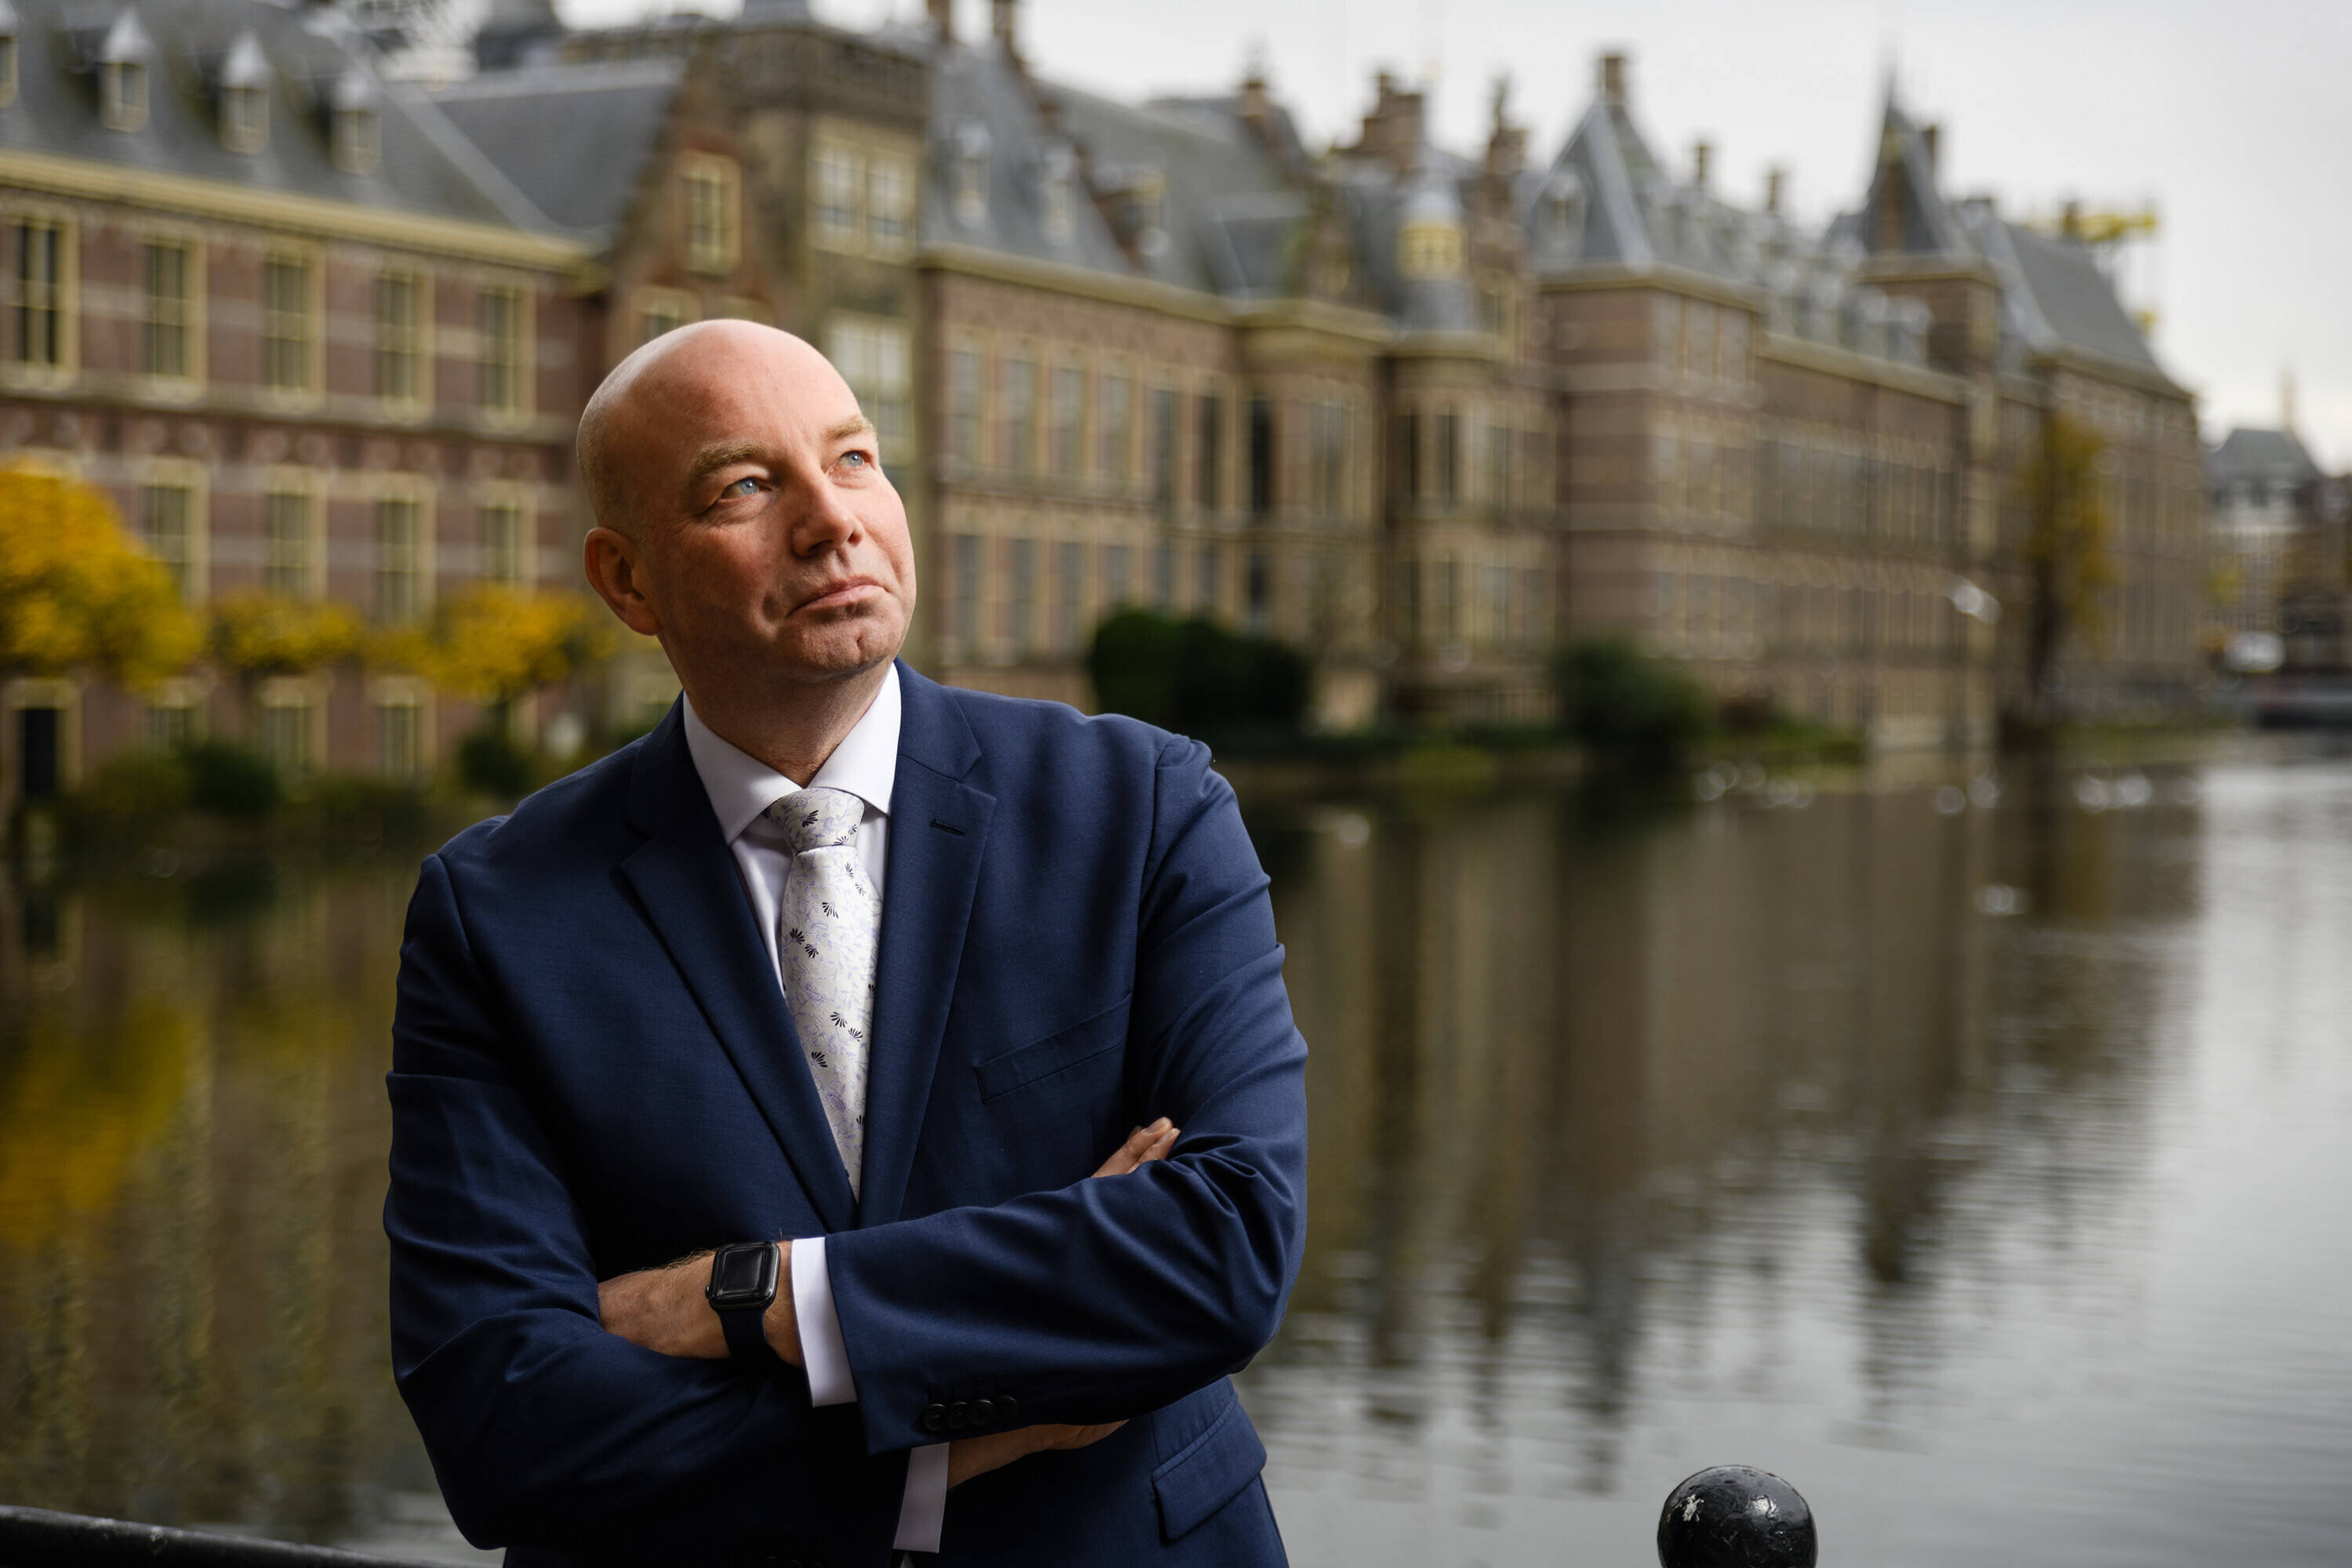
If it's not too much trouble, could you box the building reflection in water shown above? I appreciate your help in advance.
[1240,771,2198,1560]
[0,768,2256,1560]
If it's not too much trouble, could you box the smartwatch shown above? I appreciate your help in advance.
[706,1241,782,1367]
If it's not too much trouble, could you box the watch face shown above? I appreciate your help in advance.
[710,1244,774,1305]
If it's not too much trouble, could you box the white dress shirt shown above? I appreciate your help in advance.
[681,666,951,1556]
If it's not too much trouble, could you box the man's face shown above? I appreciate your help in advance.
[597,327,916,699]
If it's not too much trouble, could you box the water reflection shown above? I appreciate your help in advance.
[2,754,2350,1565]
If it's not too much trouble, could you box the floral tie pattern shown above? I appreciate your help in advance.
[768,787,878,1197]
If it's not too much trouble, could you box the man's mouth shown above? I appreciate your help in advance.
[797,578,884,613]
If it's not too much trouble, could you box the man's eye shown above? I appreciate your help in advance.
[723,477,760,497]
[840,451,869,469]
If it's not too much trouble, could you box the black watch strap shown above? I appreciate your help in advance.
[719,1301,779,1367]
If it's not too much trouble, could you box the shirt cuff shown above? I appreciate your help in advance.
[892,1443,949,1554]
[789,1236,856,1406]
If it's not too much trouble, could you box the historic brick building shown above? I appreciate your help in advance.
[0,0,596,810]
[1,0,2212,811]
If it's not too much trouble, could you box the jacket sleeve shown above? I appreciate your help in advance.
[823,736,1310,1455]
[385,851,906,1561]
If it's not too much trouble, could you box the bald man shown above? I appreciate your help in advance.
[385,323,1305,1566]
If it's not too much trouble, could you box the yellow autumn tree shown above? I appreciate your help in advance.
[380,584,614,710]
[0,465,198,688]
[2014,413,2118,729]
[208,590,365,682]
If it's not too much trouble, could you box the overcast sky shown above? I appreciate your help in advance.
[562,0,2352,468]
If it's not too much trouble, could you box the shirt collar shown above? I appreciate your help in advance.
[681,662,900,845]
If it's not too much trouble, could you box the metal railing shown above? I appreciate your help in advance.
[2,1465,1817,1566]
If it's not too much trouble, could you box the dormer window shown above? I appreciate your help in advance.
[219,33,270,153]
[0,2,20,110]
[1544,172,1584,239]
[331,74,379,176]
[1038,143,1076,244]
[952,121,990,226]
[1396,218,1465,280]
[98,11,151,132]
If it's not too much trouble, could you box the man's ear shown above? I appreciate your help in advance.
[584,527,663,637]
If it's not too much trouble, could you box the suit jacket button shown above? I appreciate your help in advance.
[995,1394,1020,1424]
[970,1397,995,1427]
[947,1399,971,1431]
[920,1403,946,1434]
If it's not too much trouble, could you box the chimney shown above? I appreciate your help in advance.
[1922,122,1940,172]
[991,0,1016,53]
[1692,139,1711,191]
[1484,75,1524,180]
[1238,67,1269,132]
[2060,198,2083,241]
[1599,51,1627,108]
[2282,368,2299,434]
[927,0,951,43]
[1764,165,1784,215]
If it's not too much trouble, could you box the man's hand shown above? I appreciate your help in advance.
[597,1242,803,1367]
[943,1118,1177,1487]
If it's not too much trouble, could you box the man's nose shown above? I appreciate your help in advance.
[784,473,862,555]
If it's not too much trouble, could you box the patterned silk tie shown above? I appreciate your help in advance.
[768,787,880,1197]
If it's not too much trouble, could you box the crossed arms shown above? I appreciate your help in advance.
[384,738,1308,1559]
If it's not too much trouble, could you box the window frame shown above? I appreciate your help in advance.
[4,206,76,383]
[136,456,208,602]
[137,229,203,389]
[259,245,323,401]
[261,468,328,601]
[680,152,742,276]
[375,265,430,413]
[476,279,532,424]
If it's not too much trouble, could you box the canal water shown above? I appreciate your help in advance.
[2,747,2349,1565]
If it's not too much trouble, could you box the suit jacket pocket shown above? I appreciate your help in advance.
[974,993,1131,1102]
[1149,1384,1268,1542]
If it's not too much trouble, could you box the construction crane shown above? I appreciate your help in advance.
[2026,199,2162,336]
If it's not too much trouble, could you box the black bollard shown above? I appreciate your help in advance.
[1656,1465,1817,1568]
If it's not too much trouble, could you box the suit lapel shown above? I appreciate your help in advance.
[859,666,994,1227]
[618,705,860,1234]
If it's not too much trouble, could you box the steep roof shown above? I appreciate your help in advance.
[1958,201,2172,382]
[0,0,552,232]
[1853,89,1976,257]
[2209,427,2321,488]
[429,58,681,240]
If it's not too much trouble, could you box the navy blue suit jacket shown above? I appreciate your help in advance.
[385,663,1307,1565]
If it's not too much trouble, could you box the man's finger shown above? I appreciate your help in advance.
[1090,1117,1175,1178]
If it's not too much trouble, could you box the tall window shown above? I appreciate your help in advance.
[261,253,314,392]
[949,346,982,466]
[1394,411,1421,501]
[868,155,915,256]
[143,483,196,598]
[1097,372,1130,485]
[1049,365,1083,480]
[1007,537,1035,652]
[101,60,147,132]
[1150,387,1178,514]
[481,503,527,585]
[1103,543,1131,607]
[1487,422,1514,511]
[951,534,980,654]
[825,317,910,459]
[11,216,66,368]
[222,84,265,151]
[1196,544,1221,615]
[142,240,193,379]
[376,270,423,404]
[1247,397,1274,518]
[1308,401,1347,516]
[260,696,314,777]
[637,289,694,345]
[814,142,860,249]
[682,158,739,274]
[1152,542,1174,610]
[376,498,426,623]
[1054,540,1083,650]
[377,699,423,781]
[478,286,525,416]
[1001,357,1035,475]
[1195,394,1222,514]
[1436,412,1459,503]
[264,488,316,597]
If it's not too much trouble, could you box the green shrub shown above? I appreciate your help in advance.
[457,727,533,799]
[1087,610,1311,737]
[303,774,433,847]
[71,747,193,822]
[182,742,282,819]
[1551,637,1714,774]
